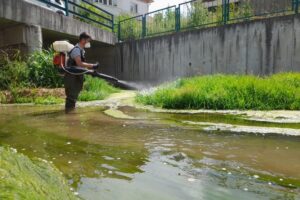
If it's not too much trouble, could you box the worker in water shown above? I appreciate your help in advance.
[65,32,99,113]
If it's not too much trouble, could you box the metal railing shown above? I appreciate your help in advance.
[32,0,114,31]
[118,0,299,41]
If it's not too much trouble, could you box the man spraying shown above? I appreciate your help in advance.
[65,32,99,113]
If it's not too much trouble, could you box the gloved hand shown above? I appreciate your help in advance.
[92,62,100,70]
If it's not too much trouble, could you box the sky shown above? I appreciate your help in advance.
[149,0,188,11]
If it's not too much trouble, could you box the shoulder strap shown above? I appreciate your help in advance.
[69,46,80,54]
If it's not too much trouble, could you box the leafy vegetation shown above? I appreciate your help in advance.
[0,50,119,104]
[0,49,62,90]
[137,73,300,110]
[119,1,253,40]
[77,2,113,32]
[0,50,29,90]
[0,147,78,200]
[27,49,63,88]
[79,76,119,101]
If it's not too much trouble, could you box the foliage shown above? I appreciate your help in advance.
[119,1,254,40]
[27,49,63,88]
[0,87,64,105]
[147,8,176,36]
[78,2,113,32]
[118,14,143,40]
[189,1,210,27]
[79,76,119,101]
[137,73,300,110]
[0,51,29,90]
[0,49,63,90]
[0,147,78,200]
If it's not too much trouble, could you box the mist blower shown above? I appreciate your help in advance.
[52,41,134,90]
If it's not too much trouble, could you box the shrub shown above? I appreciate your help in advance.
[77,2,113,32]
[79,76,119,101]
[0,51,29,90]
[137,73,300,110]
[27,49,63,88]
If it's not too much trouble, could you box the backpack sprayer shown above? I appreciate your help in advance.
[52,41,134,90]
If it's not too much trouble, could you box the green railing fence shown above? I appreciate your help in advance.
[118,0,299,41]
[33,0,114,31]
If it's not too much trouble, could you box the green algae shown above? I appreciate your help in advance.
[0,147,78,200]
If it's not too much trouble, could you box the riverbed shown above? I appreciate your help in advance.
[0,92,299,200]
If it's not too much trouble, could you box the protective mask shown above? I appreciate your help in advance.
[85,42,91,48]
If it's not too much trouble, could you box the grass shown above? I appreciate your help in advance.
[0,147,78,200]
[136,73,300,110]
[78,76,120,101]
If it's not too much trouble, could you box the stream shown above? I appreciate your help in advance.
[0,100,300,200]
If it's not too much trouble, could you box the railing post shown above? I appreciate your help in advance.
[64,0,69,16]
[118,22,121,41]
[222,0,229,24]
[111,15,114,32]
[175,7,181,32]
[142,15,146,38]
[295,0,299,14]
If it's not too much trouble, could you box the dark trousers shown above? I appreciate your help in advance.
[64,73,84,112]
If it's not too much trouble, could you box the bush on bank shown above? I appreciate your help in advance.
[0,50,119,104]
[137,73,300,110]
[0,147,78,200]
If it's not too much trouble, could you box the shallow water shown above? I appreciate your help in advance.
[0,105,300,200]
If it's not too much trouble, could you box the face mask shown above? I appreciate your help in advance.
[85,42,91,48]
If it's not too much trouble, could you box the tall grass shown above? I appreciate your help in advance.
[78,76,119,101]
[137,73,300,110]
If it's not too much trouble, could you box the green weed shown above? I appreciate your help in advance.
[79,76,119,101]
[137,73,300,110]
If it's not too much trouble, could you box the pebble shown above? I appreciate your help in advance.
[70,188,74,191]
[188,178,196,182]
[253,175,259,179]
[227,172,232,175]
[66,142,71,145]
[244,188,248,191]
[59,154,63,157]
[108,171,113,174]
[268,182,272,185]
[68,161,72,164]
[10,148,17,153]
[285,147,289,150]
[279,178,284,181]
[222,168,226,171]
[74,192,79,196]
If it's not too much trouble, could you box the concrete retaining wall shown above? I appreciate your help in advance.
[113,14,300,82]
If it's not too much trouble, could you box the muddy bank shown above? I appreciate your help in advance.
[78,91,300,123]
[77,91,300,136]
